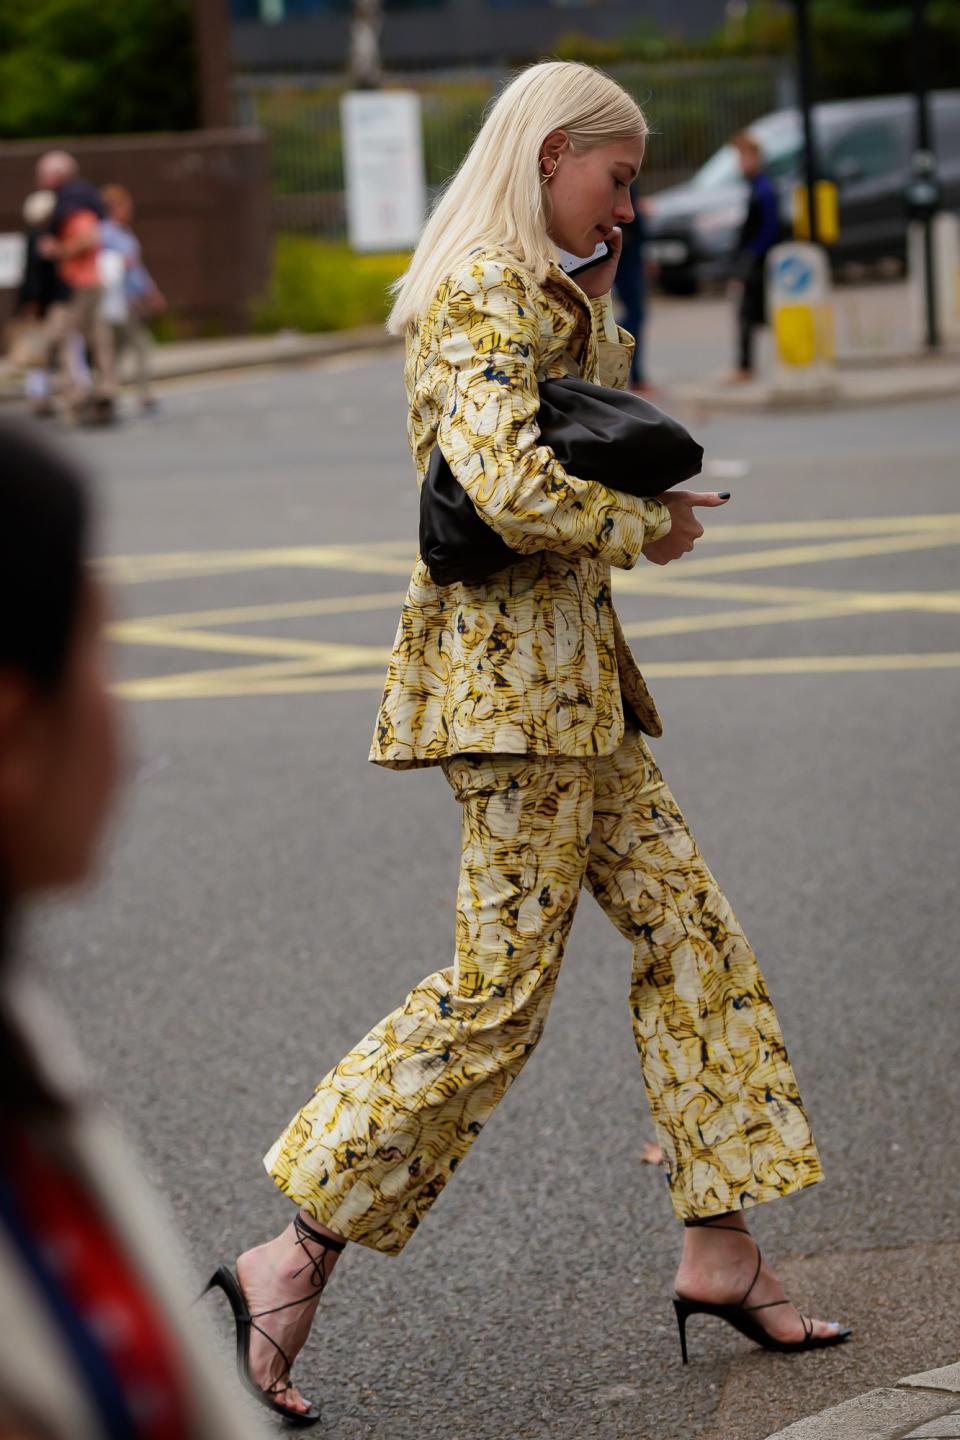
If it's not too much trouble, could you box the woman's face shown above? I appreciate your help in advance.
[0,579,120,896]
[542,133,644,257]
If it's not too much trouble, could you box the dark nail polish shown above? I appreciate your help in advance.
[718,491,731,499]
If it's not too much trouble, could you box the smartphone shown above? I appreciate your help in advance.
[556,239,612,277]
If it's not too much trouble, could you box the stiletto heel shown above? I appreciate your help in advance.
[674,1298,691,1365]
[674,1220,851,1362]
[202,1215,346,1428]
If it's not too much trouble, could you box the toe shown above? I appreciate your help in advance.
[811,1317,851,1341]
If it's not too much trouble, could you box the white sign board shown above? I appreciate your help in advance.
[767,242,828,309]
[341,90,426,253]
[0,233,26,289]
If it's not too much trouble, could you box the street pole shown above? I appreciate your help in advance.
[793,0,819,245]
[192,0,232,130]
[350,0,383,91]
[912,0,939,350]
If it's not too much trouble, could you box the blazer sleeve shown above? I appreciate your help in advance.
[435,257,671,569]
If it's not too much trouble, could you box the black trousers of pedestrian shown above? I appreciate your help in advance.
[736,262,767,374]
[613,251,647,386]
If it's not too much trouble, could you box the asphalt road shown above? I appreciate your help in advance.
[25,349,960,1440]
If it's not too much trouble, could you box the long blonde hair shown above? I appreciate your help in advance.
[385,61,648,334]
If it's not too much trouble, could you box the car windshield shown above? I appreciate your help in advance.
[691,114,803,190]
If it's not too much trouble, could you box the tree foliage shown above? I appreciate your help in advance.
[0,0,197,140]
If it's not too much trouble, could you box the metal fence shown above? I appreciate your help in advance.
[234,58,785,239]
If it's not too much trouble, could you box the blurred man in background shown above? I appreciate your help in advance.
[11,189,68,417]
[612,185,653,394]
[35,150,116,424]
[727,131,780,382]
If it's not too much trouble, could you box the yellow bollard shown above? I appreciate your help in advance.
[767,242,837,397]
[792,181,839,246]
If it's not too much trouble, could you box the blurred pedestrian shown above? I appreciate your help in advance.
[613,186,653,392]
[727,131,781,382]
[34,151,116,424]
[207,61,847,1427]
[0,421,268,1440]
[9,190,65,417]
[100,184,166,414]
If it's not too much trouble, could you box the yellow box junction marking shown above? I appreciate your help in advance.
[103,514,960,701]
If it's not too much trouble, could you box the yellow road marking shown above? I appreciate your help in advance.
[111,650,960,702]
[114,591,409,630]
[97,516,960,587]
[616,528,960,588]
[115,666,388,701]
[645,651,960,678]
[110,621,390,668]
[99,542,414,586]
[101,514,960,700]
[115,655,352,698]
[698,514,960,543]
[617,575,960,609]
[622,599,887,641]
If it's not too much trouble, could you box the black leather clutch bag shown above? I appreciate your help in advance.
[419,374,704,587]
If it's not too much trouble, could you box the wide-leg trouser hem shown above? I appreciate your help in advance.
[263,1144,825,1254]
[262,1149,412,1256]
[669,1159,825,1223]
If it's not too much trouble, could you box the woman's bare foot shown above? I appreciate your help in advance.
[235,1213,344,1416]
[674,1214,845,1344]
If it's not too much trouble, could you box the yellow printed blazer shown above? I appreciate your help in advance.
[369,251,672,769]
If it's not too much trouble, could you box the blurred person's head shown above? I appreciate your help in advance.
[35,150,78,192]
[102,182,134,226]
[732,132,764,179]
[387,60,647,332]
[22,190,56,230]
[0,423,120,920]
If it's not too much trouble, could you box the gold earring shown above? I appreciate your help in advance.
[539,155,559,181]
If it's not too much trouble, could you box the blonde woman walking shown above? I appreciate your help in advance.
[207,62,849,1424]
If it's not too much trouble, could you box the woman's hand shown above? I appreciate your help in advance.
[642,490,730,566]
[576,226,622,298]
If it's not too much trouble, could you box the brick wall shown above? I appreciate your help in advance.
[0,128,271,335]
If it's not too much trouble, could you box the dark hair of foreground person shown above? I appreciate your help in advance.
[0,421,89,1118]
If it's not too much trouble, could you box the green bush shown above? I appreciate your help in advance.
[252,236,410,334]
[0,0,195,139]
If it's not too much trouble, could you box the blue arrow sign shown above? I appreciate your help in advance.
[774,254,815,296]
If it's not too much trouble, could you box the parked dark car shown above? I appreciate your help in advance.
[646,91,960,293]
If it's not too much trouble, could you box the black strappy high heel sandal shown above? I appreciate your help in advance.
[674,1219,851,1364]
[203,1213,346,1428]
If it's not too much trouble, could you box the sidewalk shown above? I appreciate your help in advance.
[767,1361,960,1439]
[136,324,399,382]
[653,279,960,411]
[0,324,399,405]
[673,350,960,412]
[2,281,959,412]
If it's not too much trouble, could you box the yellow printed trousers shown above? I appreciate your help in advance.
[265,727,823,1254]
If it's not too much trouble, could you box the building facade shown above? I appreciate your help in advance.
[230,0,733,74]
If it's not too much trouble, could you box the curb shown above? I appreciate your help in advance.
[147,325,400,383]
[673,360,960,413]
[765,1362,960,1439]
[0,324,400,405]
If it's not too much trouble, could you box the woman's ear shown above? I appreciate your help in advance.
[540,129,569,167]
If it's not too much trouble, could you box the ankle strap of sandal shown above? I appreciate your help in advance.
[294,1212,346,1254]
